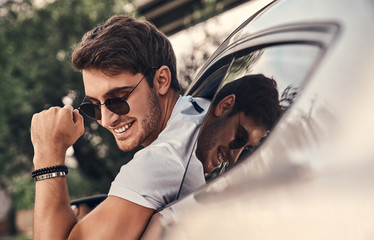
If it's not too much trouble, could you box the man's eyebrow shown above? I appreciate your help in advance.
[85,85,134,101]
[84,96,96,102]
[239,124,249,136]
[238,124,250,140]
[104,86,133,97]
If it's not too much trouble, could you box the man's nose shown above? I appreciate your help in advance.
[229,148,243,163]
[99,106,119,128]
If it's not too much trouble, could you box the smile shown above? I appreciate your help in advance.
[114,121,134,134]
[216,149,225,166]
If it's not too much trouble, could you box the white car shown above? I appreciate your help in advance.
[141,0,374,239]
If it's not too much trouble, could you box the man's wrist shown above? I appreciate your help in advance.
[33,151,66,169]
[34,171,67,181]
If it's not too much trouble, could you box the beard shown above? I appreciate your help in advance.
[115,88,162,151]
[137,89,162,146]
[196,116,228,168]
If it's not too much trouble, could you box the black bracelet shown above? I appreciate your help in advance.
[32,165,68,178]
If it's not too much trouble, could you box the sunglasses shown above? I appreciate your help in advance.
[79,68,156,120]
[229,113,252,150]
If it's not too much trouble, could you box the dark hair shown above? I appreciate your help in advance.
[72,15,180,92]
[213,74,281,129]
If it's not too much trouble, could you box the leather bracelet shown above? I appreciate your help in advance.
[32,165,68,178]
[34,171,67,182]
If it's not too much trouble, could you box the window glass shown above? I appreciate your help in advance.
[223,45,320,105]
[192,63,232,99]
[200,44,322,181]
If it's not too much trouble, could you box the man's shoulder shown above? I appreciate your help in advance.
[161,96,209,138]
[143,96,209,162]
[170,96,210,126]
[177,95,211,116]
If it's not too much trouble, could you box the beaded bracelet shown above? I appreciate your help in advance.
[32,165,68,179]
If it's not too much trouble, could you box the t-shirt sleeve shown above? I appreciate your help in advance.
[108,144,186,210]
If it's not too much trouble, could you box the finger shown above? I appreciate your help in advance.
[60,105,75,121]
[73,109,84,135]
[72,109,83,124]
[63,104,74,111]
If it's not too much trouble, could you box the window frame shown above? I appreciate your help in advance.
[185,22,340,98]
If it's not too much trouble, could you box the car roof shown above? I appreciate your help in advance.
[186,0,374,96]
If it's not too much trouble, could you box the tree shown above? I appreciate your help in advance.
[177,19,229,92]
[0,0,137,209]
[0,0,231,212]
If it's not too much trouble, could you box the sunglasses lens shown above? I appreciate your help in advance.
[105,98,130,115]
[229,138,247,149]
[79,103,101,120]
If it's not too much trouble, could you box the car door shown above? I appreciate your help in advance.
[186,22,339,182]
[141,22,340,239]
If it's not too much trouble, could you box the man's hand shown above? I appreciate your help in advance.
[31,105,84,168]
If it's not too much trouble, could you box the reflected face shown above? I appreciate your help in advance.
[196,112,267,173]
[82,69,162,151]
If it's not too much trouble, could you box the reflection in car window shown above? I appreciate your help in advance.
[198,74,281,181]
[178,43,322,195]
[193,64,232,99]
[203,44,322,181]
[224,45,320,101]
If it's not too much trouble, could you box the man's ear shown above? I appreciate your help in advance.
[214,94,236,117]
[153,65,171,96]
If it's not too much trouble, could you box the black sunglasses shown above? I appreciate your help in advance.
[79,68,157,120]
[229,113,250,150]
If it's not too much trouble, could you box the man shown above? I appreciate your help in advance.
[195,74,281,175]
[30,16,209,239]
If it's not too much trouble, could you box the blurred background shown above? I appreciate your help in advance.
[0,0,260,238]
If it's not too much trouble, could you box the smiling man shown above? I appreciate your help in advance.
[30,16,209,239]
[196,74,281,174]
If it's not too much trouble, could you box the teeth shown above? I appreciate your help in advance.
[217,151,224,164]
[114,122,133,134]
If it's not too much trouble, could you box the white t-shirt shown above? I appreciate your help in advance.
[108,96,210,210]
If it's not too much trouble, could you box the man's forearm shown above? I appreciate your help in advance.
[30,106,84,239]
[34,169,77,239]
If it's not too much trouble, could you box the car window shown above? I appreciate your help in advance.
[198,43,322,182]
[189,62,232,100]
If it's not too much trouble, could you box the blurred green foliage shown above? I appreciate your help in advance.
[0,0,137,208]
[9,176,34,210]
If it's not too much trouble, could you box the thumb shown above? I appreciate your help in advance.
[73,109,84,136]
